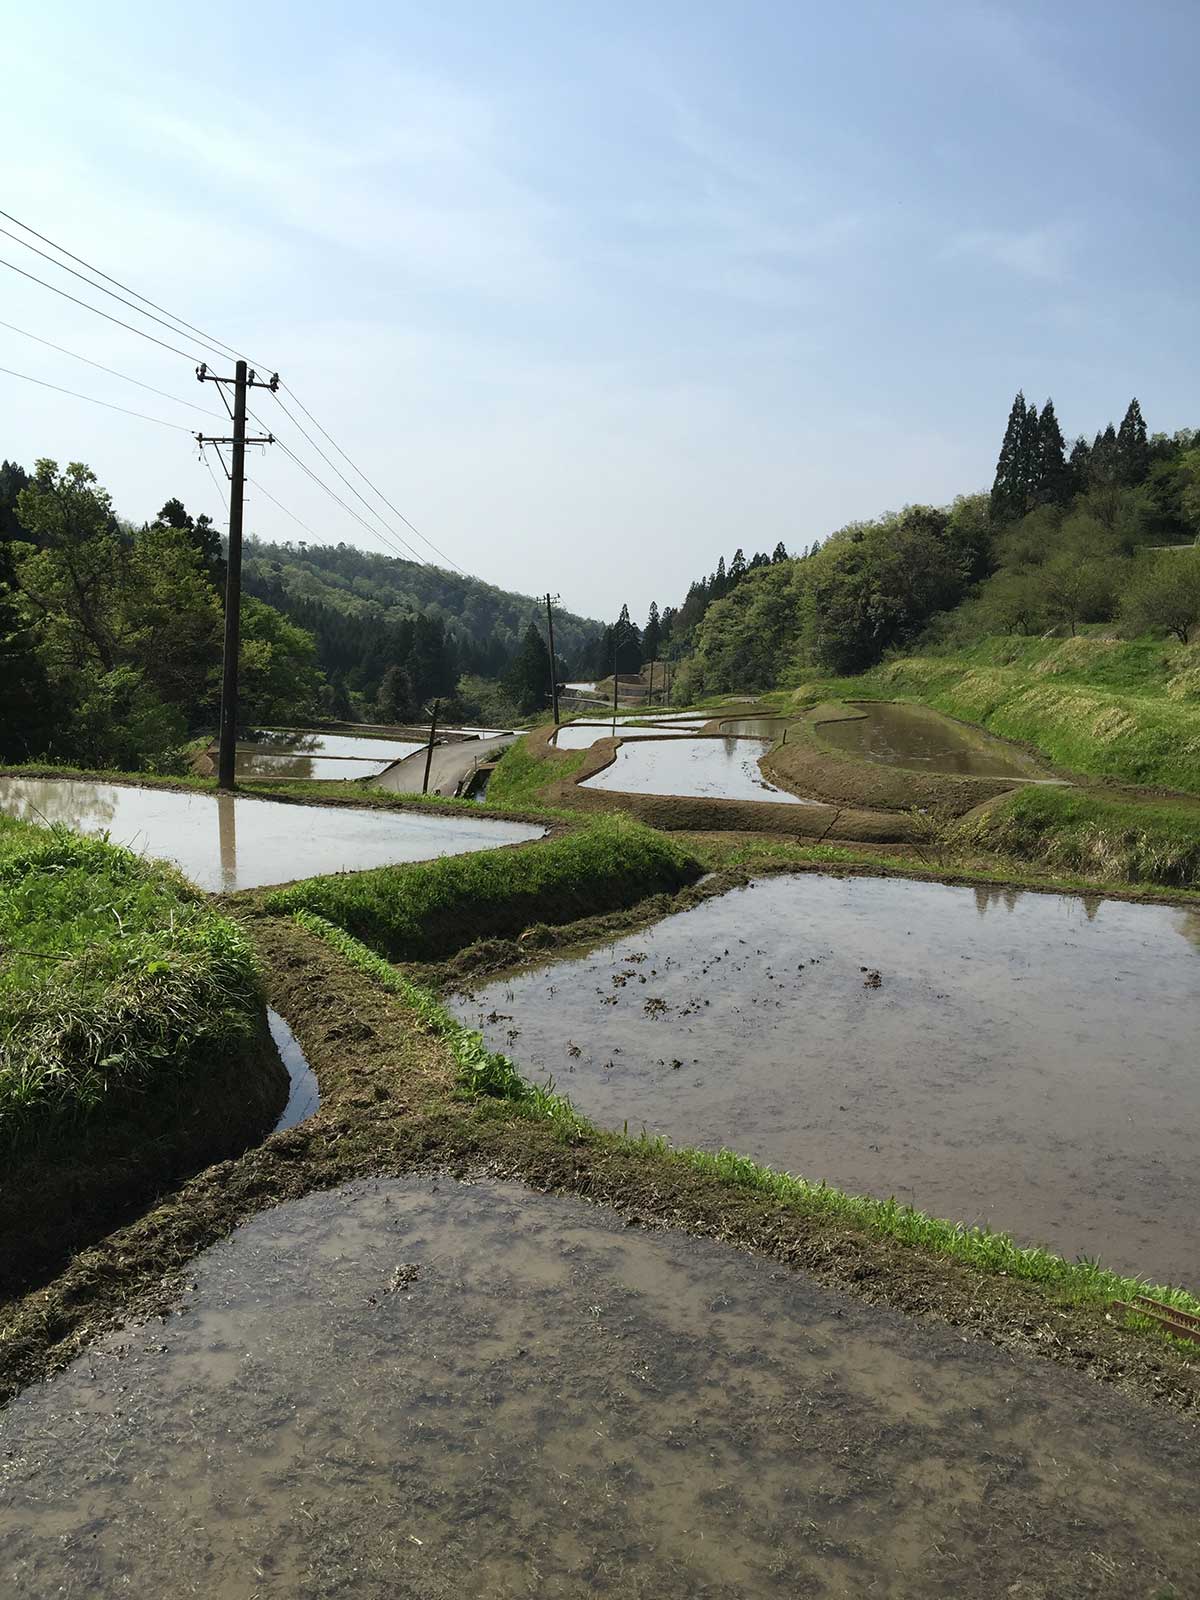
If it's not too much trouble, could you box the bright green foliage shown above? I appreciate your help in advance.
[0,827,262,1152]
[485,736,591,808]
[239,596,324,723]
[1120,550,1200,644]
[268,816,702,960]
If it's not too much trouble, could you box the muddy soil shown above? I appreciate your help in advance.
[0,776,545,891]
[3,1176,1198,1600]
[452,873,1200,1286]
[817,701,1049,781]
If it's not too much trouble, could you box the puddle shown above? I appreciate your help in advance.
[0,778,545,893]
[267,1009,319,1131]
[581,736,814,803]
[2,1177,1196,1599]
[817,701,1044,779]
[452,875,1200,1284]
[718,716,793,738]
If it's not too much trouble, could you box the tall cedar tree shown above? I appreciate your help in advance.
[503,622,551,714]
[772,541,788,562]
[728,548,747,585]
[1091,424,1119,486]
[1034,399,1070,505]
[991,391,1030,522]
[1116,398,1149,487]
[643,601,661,660]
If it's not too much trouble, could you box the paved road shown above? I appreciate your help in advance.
[374,732,519,797]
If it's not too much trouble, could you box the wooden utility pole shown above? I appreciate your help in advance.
[647,658,655,708]
[422,699,440,795]
[545,593,560,726]
[196,360,278,791]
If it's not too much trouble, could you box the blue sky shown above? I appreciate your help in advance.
[1,0,1196,620]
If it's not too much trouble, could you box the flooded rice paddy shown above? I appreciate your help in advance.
[3,1176,1197,1599]
[816,702,1043,780]
[718,716,794,739]
[267,1010,320,1132]
[552,721,709,750]
[454,874,1200,1285]
[0,777,544,892]
[234,732,423,781]
[581,737,813,803]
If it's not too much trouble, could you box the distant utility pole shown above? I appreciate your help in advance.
[422,699,441,795]
[196,359,278,791]
[545,592,560,727]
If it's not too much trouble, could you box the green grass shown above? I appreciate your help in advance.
[795,635,1200,792]
[0,826,262,1152]
[484,737,591,809]
[297,912,1200,1327]
[957,785,1200,888]
[266,814,703,961]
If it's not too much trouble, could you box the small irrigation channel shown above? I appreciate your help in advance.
[0,776,545,891]
[3,1176,1198,1599]
[266,1009,320,1132]
[452,873,1200,1287]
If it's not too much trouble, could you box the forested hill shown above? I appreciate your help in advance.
[242,537,603,694]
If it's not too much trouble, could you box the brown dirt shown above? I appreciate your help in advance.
[2,912,1197,1419]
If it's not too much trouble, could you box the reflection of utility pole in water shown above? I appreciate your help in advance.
[217,790,238,893]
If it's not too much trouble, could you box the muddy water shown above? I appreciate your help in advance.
[718,716,793,739]
[552,721,708,750]
[246,731,424,761]
[581,736,814,803]
[453,875,1200,1285]
[0,778,545,893]
[817,701,1042,779]
[234,752,398,781]
[266,1010,319,1132]
[3,1178,1197,1599]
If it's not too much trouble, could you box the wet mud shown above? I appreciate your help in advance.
[0,777,544,891]
[2,1176,1197,1599]
[815,701,1049,781]
[453,873,1200,1286]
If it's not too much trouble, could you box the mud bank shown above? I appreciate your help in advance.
[4,1176,1199,1599]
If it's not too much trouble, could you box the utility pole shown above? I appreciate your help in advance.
[545,592,560,727]
[422,699,440,795]
[196,360,278,791]
[647,658,655,708]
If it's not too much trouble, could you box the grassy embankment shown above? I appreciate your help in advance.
[0,818,283,1294]
[298,910,1200,1347]
[789,636,1200,889]
[265,813,702,958]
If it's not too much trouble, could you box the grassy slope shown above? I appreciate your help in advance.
[795,635,1200,792]
[266,815,702,960]
[0,824,263,1152]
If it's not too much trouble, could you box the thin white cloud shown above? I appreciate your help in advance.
[946,222,1078,282]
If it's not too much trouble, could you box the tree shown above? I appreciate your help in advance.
[1039,552,1116,637]
[238,598,324,724]
[728,548,748,586]
[991,391,1031,522]
[155,497,225,591]
[1033,398,1070,506]
[503,621,551,714]
[612,603,642,672]
[1116,398,1150,487]
[771,541,788,563]
[1120,551,1200,643]
[643,601,661,661]
[1090,424,1119,487]
[1067,436,1092,497]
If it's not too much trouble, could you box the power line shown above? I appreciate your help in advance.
[248,476,322,541]
[266,391,426,564]
[0,362,196,432]
[0,222,236,367]
[0,254,200,362]
[268,431,424,564]
[278,381,464,571]
[0,205,270,372]
[0,316,222,417]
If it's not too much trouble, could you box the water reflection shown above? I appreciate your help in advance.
[581,736,814,803]
[818,701,1045,780]
[0,777,545,891]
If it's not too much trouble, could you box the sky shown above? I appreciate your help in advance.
[1,1,1196,621]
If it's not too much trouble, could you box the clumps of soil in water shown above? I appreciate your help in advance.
[451,873,1200,1287]
[2,1177,1197,1599]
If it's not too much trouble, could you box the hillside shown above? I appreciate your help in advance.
[243,538,604,689]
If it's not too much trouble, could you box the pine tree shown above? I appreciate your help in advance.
[644,601,661,660]
[771,541,788,563]
[728,548,747,585]
[712,556,728,599]
[1090,424,1119,487]
[991,391,1029,522]
[1033,398,1069,505]
[1067,436,1092,496]
[1116,398,1150,486]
